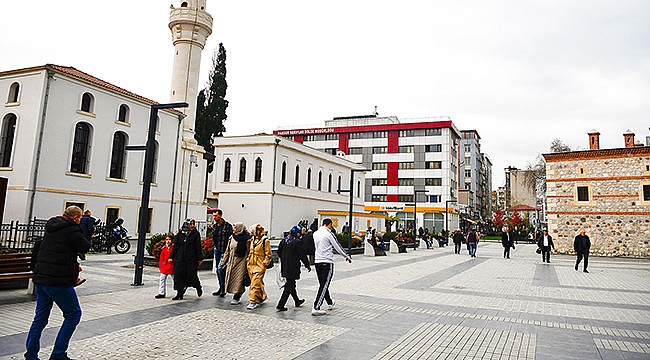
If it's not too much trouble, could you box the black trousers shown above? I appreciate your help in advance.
[314,263,333,310]
[454,242,462,254]
[503,246,511,258]
[541,246,551,263]
[277,278,299,308]
[576,252,589,271]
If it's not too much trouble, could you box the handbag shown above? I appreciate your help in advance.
[536,248,541,254]
[275,262,287,289]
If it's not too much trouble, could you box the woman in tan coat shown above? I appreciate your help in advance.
[246,224,273,309]
[220,222,251,305]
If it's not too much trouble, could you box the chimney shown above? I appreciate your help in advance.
[588,129,600,150]
[623,129,635,148]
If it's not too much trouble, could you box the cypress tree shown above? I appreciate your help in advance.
[195,42,228,151]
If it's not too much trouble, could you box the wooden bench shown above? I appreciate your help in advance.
[0,253,34,290]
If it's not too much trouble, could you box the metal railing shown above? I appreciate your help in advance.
[0,218,47,252]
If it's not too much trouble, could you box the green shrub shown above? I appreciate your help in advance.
[146,233,170,257]
[336,233,362,248]
[382,232,397,242]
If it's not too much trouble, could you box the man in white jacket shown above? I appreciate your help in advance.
[311,218,352,316]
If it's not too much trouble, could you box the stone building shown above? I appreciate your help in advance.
[544,130,650,258]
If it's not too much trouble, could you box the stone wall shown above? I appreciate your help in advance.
[545,150,650,258]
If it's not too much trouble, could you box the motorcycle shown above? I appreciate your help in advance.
[90,218,131,254]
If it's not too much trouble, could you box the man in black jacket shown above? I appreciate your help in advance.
[25,206,91,360]
[452,230,464,254]
[574,230,591,273]
[501,228,515,259]
[536,229,554,263]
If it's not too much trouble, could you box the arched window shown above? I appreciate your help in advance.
[239,158,247,182]
[307,168,312,189]
[338,176,342,192]
[152,141,159,183]
[254,157,262,182]
[118,104,130,123]
[281,161,287,184]
[318,171,322,191]
[181,1,188,7]
[223,158,231,182]
[294,164,300,187]
[80,93,94,113]
[7,82,20,103]
[109,131,128,179]
[70,122,92,174]
[357,180,361,197]
[328,173,332,192]
[0,114,17,167]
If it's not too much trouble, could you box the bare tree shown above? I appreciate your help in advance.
[523,138,571,194]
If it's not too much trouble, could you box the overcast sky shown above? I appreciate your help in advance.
[2,0,648,189]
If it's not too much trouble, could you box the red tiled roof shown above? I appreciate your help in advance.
[508,204,539,212]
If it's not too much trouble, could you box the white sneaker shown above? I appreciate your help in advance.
[230,299,240,305]
[246,303,258,310]
[311,308,326,316]
[327,300,336,310]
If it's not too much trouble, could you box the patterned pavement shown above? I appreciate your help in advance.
[0,241,648,359]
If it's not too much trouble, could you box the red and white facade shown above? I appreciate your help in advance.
[274,115,461,232]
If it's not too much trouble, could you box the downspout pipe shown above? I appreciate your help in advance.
[268,138,280,238]
[28,69,54,221]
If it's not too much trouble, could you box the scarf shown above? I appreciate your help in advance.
[232,222,251,257]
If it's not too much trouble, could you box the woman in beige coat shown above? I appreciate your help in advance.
[246,224,272,309]
[220,222,251,305]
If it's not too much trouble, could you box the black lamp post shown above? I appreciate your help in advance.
[127,102,188,286]
[338,168,371,256]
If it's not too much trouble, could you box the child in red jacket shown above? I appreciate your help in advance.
[155,235,175,298]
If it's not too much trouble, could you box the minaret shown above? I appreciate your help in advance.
[169,0,213,143]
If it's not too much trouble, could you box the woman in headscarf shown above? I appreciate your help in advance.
[169,219,203,300]
[245,224,272,309]
[221,222,251,305]
[276,225,311,311]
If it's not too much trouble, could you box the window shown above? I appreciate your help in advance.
[372,146,387,154]
[426,161,442,169]
[464,144,471,153]
[398,195,414,202]
[254,157,262,182]
[577,186,589,202]
[372,194,387,202]
[307,168,312,189]
[398,146,414,153]
[398,162,414,170]
[80,92,94,113]
[106,207,120,226]
[398,178,414,186]
[372,131,387,138]
[465,169,472,178]
[65,201,86,211]
[117,104,130,123]
[0,114,16,167]
[643,185,650,201]
[399,130,415,137]
[372,162,387,170]
[425,128,441,136]
[337,176,342,192]
[425,144,442,152]
[348,147,362,155]
[425,178,442,186]
[429,195,441,203]
[223,158,231,182]
[328,173,332,192]
[323,148,337,155]
[349,132,363,139]
[109,132,127,179]
[304,134,339,141]
[372,179,387,186]
[281,161,286,184]
[7,82,20,103]
[357,180,361,198]
[294,165,300,186]
[318,171,322,191]
[239,158,247,182]
[70,122,92,174]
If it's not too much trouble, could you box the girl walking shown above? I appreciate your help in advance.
[155,235,174,299]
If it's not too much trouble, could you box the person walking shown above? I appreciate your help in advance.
[574,230,591,273]
[78,209,94,261]
[25,206,91,360]
[312,218,352,316]
[536,229,554,263]
[169,219,203,300]
[276,225,311,311]
[246,224,272,309]
[341,222,350,236]
[466,228,478,257]
[211,209,233,297]
[452,230,464,254]
[501,228,515,259]
[302,227,315,264]
[221,222,251,305]
[155,234,175,299]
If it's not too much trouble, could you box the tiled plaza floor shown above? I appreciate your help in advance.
[0,242,648,359]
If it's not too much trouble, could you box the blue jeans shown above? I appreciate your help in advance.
[469,243,477,256]
[25,284,82,360]
[214,249,225,290]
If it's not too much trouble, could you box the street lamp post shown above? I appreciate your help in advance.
[338,168,371,256]
[127,102,188,286]
[445,199,457,238]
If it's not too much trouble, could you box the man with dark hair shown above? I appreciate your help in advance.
[309,218,319,232]
[501,228,515,259]
[466,228,479,257]
[574,230,591,273]
[311,218,351,316]
[211,209,233,296]
[452,230,464,254]
[537,229,554,263]
[25,206,91,360]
